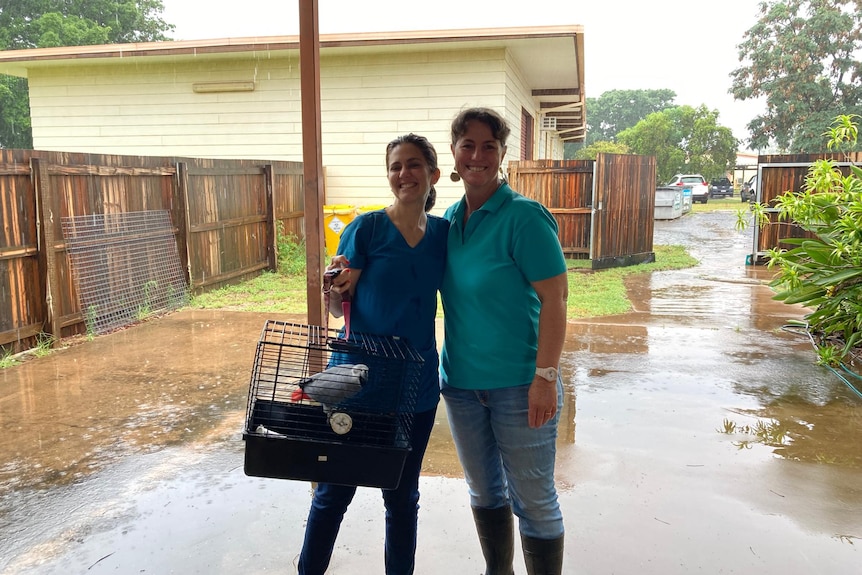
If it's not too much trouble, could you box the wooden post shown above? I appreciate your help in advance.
[30,157,60,341]
[299,0,326,328]
[263,164,277,272]
[175,162,194,289]
[174,162,192,287]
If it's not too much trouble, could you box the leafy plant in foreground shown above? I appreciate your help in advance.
[752,114,862,364]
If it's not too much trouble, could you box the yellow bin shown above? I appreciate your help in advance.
[356,204,388,214]
[323,204,357,256]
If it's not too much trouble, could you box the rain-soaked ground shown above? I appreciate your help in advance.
[1,209,860,574]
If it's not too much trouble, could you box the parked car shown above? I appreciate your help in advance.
[667,174,709,204]
[740,175,757,202]
[709,177,733,198]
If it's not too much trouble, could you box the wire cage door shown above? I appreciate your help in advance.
[243,320,423,488]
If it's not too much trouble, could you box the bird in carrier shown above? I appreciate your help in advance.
[289,362,369,433]
[242,320,423,489]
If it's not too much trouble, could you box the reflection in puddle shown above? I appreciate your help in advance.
[722,398,862,467]
[0,311,272,497]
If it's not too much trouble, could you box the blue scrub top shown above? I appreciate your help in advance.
[337,209,448,411]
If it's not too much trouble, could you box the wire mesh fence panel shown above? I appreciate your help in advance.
[243,320,423,488]
[60,210,189,335]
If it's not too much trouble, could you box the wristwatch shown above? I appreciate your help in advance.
[535,366,558,382]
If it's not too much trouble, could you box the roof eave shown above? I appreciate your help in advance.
[0,25,586,141]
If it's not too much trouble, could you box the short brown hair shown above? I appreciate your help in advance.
[450,107,510,147]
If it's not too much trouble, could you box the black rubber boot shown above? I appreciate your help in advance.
[521,534,564,575]
[471,505,515,575]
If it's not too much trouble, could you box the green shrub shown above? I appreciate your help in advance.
[276,221,307,276]
[753,114,862,364]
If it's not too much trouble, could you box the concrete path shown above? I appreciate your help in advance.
[1,210,860,574]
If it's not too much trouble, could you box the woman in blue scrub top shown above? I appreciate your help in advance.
[298,134,448,575]
[440,107,568,575]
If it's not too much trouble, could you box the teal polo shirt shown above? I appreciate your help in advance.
[440,183,567,390]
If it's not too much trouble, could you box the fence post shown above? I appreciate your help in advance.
[263,164,276,272]
[30,157,60,341]
[175,162,193,289]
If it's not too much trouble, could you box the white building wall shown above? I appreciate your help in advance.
[501,49,566,164]
[26,48,516,215]
[503,50,531,163]
[318,48,508,212]
[28,57,304,157]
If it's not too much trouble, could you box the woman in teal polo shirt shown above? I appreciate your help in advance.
[440,107,568,575]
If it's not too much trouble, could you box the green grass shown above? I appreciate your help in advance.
[189,271,309,314]
[0,348,19,368]
[691,196,747,213]
[189,240,697,320]
[189,228,315,314]
[31,333,55,358]
[565,244,697,318]
[0,332,55,369]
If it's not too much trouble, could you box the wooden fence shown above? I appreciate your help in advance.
[0,150,304,354]
[508,153,657,269]
[751,152,862,260]
[4,150,659,355]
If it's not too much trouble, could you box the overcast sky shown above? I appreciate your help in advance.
[160,0,767,150]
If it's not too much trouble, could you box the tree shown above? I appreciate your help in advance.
[664,105,738,178]
[0,0,175,148]
[0,1,174,48]
[0,75,31,148]
[730,0,862,153]
[572,140,631,161]
[617,112,684,184]
[584,89,677,146]
[618,105,738,184]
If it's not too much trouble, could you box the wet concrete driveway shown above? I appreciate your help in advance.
[1,210,860,574]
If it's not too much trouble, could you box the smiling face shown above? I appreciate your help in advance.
[386,142,440,207]
[451,119,507,194]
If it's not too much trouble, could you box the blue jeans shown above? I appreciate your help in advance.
[441,380,564,540]
[297,407,437,575]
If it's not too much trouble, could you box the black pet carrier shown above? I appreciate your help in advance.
[242,320,423,489]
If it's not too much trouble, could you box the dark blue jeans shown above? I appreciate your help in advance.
[297,407,437,575]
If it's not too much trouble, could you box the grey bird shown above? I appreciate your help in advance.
[297,363,369,417]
